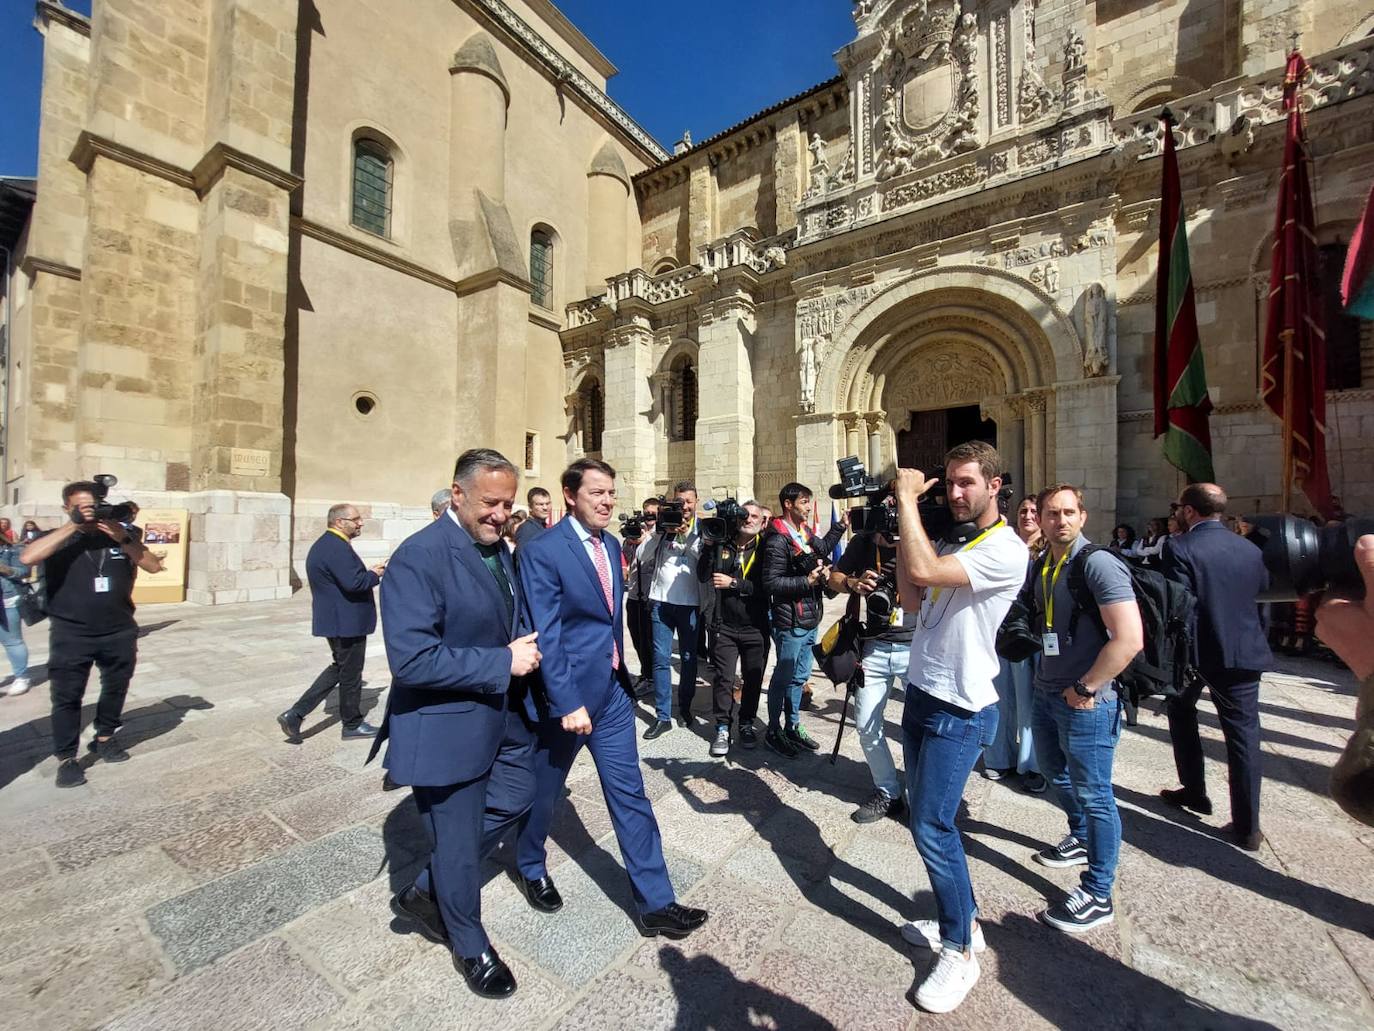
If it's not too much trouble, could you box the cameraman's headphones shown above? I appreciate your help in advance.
[943,521,981,545]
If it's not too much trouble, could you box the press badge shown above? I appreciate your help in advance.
[93,576,111,593]
[1042,632,1060,656]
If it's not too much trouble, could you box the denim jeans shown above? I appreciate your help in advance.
[0,602,28,678]
[1031,686,1124,899]
[856,638,908,798]
[984,656,1039,774]
[649,601,697,722]
[767,625,817,731]
[902,687,998,952]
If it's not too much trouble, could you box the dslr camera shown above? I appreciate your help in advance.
[74,473,136,525]
[1248,513,1374,601]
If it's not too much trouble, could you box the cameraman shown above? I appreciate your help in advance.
[622,496,661,695]
[1318,534,1374,826]
[705,500,768,756]
[761,482,845,758]
[640,481,704,739]
[21,481,162,789]
[890,442,1027,1014]
[828,499,912,823]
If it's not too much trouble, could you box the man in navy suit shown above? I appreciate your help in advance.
[1159,482,1274,850]
[370,448,542,998]
[514,458,708,939]
[278,503,387,741]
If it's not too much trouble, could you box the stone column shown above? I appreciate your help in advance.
[449,33,508,208]
[842,413,862,460]
[1052,377,1120,530]
[1025,391,1048,493]
[694,290,756,500]
[999,398,1027,496]
[601,315,657,510]
[865,411,886,473]
[586,143,630,295]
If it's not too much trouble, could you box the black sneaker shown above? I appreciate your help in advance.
[55,758,87,788]
[1041,887,1114,934]
[1022,772,1048,794]
[1032,834,1089,868]
[764,727,798,758]
[786,725,820,752]
[851,788,902,824]
[739,724,758,749]
[87,736,130,763]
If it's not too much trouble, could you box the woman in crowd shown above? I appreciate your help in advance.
[503,508,528,553]
[1109,524,1135,556]
[20,520,41,543]
[984,496,1047,793]
[0,518,15,544]
[1131,518,1168,567]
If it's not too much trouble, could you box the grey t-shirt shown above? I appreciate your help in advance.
[1034,535,1136,695]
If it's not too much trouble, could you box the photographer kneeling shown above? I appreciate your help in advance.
[829,500,912,823]
[21,479,163,789]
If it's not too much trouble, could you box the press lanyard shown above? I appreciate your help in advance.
[926,519,1005,606]
[741,542,757,579]
[1040,548,1070,628]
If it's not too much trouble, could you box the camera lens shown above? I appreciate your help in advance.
[1251,514,1374,601]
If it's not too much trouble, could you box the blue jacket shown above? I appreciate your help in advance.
[1161,519,1274,675]
[371,514,524,786]
[306,530,379,638]
[517,516,627,720]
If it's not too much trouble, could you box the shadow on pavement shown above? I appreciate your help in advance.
[657,944,835,1031]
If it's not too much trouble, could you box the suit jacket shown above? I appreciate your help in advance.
[306,530,379,638]
[517,516,627,721]
[370,514,523,786]
[1161,519,1274,675]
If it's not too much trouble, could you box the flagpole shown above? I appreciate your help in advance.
[1280,327,1295,513]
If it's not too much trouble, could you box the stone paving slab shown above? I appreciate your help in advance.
[0,590,1371,1029]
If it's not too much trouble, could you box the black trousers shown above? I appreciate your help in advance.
[626,598,654,679]
[291,635,366,728]
[710,622,767,726]
[49,623,138,759]
[1168,668,1262,835]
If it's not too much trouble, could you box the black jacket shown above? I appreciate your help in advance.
[707,536,770,630]
[761,521,845,631]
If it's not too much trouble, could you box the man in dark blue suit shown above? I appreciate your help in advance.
[370,449,542,998]
[1159,482,1274,850]
[278,503,387,741]
[514,458,708,939]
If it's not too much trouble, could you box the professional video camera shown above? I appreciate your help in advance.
[1247,513,1374,600]
[656,500,686,534]
[828,455,1014,544]
[73,473,136,525]
[698,498,751,577]
[618,511,647,539]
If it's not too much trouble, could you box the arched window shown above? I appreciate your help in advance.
[652,258,679,276]
[671,356,697,442]
[351,138,393,237]
[530,228,554,308]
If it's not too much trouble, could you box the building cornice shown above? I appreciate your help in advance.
[70,133,303,198]
[35,1,90,37]
[294,216,454,292]
[20,255,80,280]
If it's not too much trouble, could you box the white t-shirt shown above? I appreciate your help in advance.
[905,524,1029,711]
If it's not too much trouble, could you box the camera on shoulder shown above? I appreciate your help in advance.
[73,474,136,525]
[656,500,686,534]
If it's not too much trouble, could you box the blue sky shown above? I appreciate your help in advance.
[0,0,853,176]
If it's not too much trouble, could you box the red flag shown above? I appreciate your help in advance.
[1342,179,1374,319]
[1260,52,1333,518]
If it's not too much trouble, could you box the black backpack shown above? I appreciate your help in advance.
[1027,545,1197,707]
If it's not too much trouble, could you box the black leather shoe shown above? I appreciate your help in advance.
[643,719,672,741]
[277,711,303,744]
[390,884,448,945]
[635,902,709,939]
[1159,788,1213,815]
[382,772,403,792]
[519,875,563,913]
[341,721,381,740]
[455,946,517,998]
[1222,823,1265,852]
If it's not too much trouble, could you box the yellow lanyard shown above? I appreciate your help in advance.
[1040,548,1070,628]
[927,519,1005,606]
[741,541,757,579]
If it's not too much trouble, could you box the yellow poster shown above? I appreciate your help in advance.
[131,508,189,605]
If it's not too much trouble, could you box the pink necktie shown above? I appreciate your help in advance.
[590,535,620,669]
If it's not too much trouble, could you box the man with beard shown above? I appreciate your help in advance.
[704,500,769,755]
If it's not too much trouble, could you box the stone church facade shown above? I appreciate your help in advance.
[3,0,1373,604]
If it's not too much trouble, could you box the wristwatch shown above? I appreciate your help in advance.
[1072,679,1097,699]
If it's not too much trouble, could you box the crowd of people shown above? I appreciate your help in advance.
[15,447,1374,1014]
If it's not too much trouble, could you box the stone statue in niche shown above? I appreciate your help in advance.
[799,337,818,411]
[1082,282,1110,377]
[808,133,830,183]
[1044,261,1060,293]
[1064,29,1087,72]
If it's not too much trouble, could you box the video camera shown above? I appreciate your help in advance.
[656,500,686,534]
[829,455,1014,544]
[617,511,648,539]
[73,474,136,525]
[1248,513,1374,601]
[700,498,751,577]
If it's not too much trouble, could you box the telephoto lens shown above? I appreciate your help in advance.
[1249,514,1374,601]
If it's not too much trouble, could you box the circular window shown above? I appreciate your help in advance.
[353,392,378,417]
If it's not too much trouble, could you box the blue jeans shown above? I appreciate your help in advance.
[856,639,908,798]
[0,604,28,678]
[902,687,998,953]
[1031,686,1124,899]
[984,656,1039,774]
[767,625,817,731]
[649,601,697,722]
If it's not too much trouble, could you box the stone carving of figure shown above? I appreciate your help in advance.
[1045,261,1060,293]
[1083,282,1110,376]
[876,85,914,179]
[763,245,787,270]
[799,337,817,410]
[808,133,829,181]
[1064,29,1087,72]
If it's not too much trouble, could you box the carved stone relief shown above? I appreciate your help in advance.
[886,344,1005,422]
[1082,282,1110,377]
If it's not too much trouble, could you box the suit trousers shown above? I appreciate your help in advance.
[291,635,366,728]
[515,676,675,915]
[412,707,535,958]
[1167,668,1262,835]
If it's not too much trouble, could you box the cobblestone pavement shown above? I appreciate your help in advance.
[1,591,1372,1030]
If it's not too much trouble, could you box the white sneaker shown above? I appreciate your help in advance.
[900,918,986,953]
[914,946,981,1013]
[4,676,30,697]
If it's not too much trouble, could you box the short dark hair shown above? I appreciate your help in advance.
[62,481,100,505]
[562,457,616,495]
[1037,483,1086,513]
[778,482,812,508]
[672,480,697,497]
[642,496,662,509]
[453,448,518,487]
[1179,482,1227,516]
[944,441,1003,484]
[527,487,551,505]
